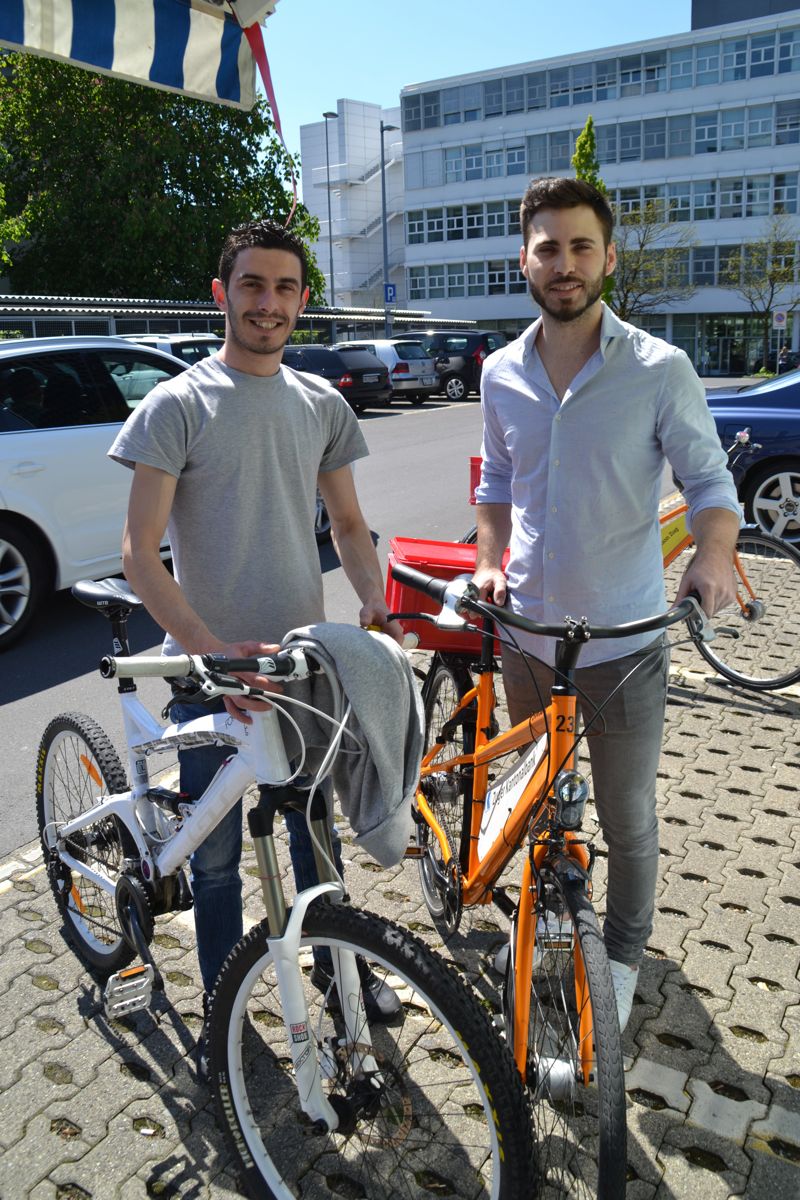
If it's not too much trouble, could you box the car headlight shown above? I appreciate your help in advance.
[552,770,589,831]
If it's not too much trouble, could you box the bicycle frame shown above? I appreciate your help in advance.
[418,628,593,1081]
[52,671,376,1133]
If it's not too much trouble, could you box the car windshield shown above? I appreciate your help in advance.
[393,343,429,361]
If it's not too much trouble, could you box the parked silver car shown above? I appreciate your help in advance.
[334,339,438,405]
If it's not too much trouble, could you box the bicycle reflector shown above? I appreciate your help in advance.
[552,771,589,830]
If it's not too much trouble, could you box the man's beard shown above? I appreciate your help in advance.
[226,306,295,355]
[528,270,606,323]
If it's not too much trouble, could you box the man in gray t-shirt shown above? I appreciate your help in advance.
[109,218,402,1074]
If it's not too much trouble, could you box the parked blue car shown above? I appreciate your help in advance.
[705,368,800,546]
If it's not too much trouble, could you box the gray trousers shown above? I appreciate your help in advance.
[501,637,668,967]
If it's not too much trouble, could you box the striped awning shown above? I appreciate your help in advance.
[0,1,280,109]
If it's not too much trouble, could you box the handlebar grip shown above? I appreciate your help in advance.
[390,561,451,604]
[100,654,193,679]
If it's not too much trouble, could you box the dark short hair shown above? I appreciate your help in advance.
[218,218,308,292]
[520,177,614,248]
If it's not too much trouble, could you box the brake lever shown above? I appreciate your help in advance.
[684,595,716,644]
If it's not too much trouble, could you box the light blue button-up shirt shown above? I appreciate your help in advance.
[476,304,741,666]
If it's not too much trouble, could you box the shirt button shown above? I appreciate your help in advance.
[548,551,555,559]
[548,594,555,602]
[551,505,558,513]
[554,459,560,466]
[555,414,561,422]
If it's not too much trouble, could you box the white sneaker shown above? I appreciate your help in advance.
[609,960,639,1033]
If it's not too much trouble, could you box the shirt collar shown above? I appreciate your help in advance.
[521,302,627,366]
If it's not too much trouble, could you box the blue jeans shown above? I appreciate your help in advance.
[172,699,344,995]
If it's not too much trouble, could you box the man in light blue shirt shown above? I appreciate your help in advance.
[474,177,740,1032]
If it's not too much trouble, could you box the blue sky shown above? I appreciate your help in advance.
[262,0,695,160]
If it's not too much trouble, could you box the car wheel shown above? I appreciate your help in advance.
[443,374,467,402]
[409,393,427,407]
[0,520,49,651]
[314,491,333,545]
[743,459,800,546]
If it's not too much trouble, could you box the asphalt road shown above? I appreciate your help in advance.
[0,396,483,856]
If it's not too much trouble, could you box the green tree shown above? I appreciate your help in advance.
[718,214,800,369]
[571,115,613,304]
[0,52,324,301]
[610,200,697,322]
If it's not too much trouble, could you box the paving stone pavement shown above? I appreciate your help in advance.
[0,648,798,1199]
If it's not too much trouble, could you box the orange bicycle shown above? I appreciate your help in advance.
[387,562,713,1198]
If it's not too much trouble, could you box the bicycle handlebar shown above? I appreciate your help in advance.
[100,649,312,682]
[389,561,712,643]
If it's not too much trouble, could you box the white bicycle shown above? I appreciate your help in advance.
[36,578,534,1200]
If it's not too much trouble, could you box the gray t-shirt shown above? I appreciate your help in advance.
[109,356,369,653]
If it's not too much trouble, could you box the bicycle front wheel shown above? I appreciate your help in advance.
[36,713,134,974]
[520,869,626,1198]
[210,902,534,1200]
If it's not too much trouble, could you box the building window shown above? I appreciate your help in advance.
[719,178,743,219]
[506,144,526,175]
[747,105,773,147]
[467,262,485,296]
[619,53,642,96]
[692,180,716,221]
[487,260,507,295]
[485,148,504,178]
[668,114,691,158]
[466,204,484,239]
[774,172,799,215]
[779,28,800,74]
[427,265,445,299]
[508,260,526,294]
[402,94,421,132]
[486,201,506,237]
[408,267,426,300]
[720,108,745,152]
[669,46,693,89]
[692,247,716,285]
[526,71,547,109]
[549,129,572,170]
[571,62,593,105]
[596,124,617,164]
[447,206,464,240]
[618,187,641,219]
[750,33,775,78]
[447,264,465,297]
[644,183,666,219]
[643,118,666,160]
[484,79,503,117]
[406,210,424,245]
[718,245,740,284]
[694,112,718,154]
[668,182,691,222]
[465,144,483,181]
[463,83,482,122]
[644,50,667,93]
[595,58,618,100]
[695,43,720,85]
[619,121,641,162]
[444,147,463,184]
[776,99,800,144]
[422,91,440,129]
[507,200,519,236]
[427,209,444,242]
[505,75,524,113]
[722,38,747,81]
[528,133,548,175]
[746,175,771,218]
[549,67,570,107]
[442,87,461,125]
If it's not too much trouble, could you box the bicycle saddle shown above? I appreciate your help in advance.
[72,577,144,616]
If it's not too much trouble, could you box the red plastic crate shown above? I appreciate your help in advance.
[386,536,508,653]
[469,455,482,505]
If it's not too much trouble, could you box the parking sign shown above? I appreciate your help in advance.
[384,283,397,305]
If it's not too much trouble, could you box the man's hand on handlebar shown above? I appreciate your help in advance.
[359,599,405,646]
[472,565,508,607]
[213,639,283,724]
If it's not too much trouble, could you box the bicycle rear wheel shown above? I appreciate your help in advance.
[36,713,135,974]
[514,868,626,1198]
[667,528,800,690]
[210,901,535,1200]
[418,658,474,921]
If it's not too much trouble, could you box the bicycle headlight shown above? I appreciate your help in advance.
[552,770,589,831]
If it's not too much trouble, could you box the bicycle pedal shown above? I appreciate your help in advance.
[403,845,426,858]
[104,963,155,1018]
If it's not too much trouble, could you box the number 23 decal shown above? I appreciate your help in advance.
[555,715,575,733]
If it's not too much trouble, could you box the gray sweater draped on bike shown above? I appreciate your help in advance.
[280,623,424,869]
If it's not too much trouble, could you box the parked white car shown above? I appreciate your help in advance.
[0,336,186,649]
[334,339,438,405]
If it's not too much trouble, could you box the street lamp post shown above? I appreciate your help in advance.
[323,110,338,342]
[380,120,398,338]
